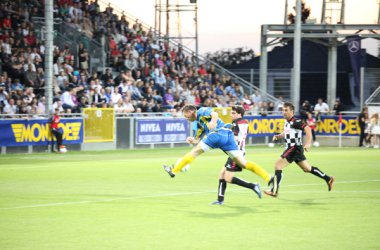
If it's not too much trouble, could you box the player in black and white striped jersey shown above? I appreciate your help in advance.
[264,102,335,197]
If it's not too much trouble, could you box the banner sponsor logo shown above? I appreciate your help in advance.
[140,123,161,132]
[11,122,81,142]
[136,119,189,144]
[347,36,362,100]
[166,122,186,132]
[245,115,359,137]
[315,116,359,136]
[0,119,83,146]
[247,116,284,135]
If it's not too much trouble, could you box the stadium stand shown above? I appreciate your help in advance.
[0,0,287,118]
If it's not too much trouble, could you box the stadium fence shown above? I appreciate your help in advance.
[0,109,364,154]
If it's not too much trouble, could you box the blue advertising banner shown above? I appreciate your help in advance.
[347,36,362,100]
[315,115,359,136]
[136,118,189,144]
[245,115,284,137]
[0,119,83,147]
[245,115,359,137]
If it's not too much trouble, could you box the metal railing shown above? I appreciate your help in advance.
[229,68,292,101]
[0,112,362,154]
[366,85,380,105]
[3,110,357,120]
[0,113,83,119]
[31,17,104,72]
[364,68,380,105]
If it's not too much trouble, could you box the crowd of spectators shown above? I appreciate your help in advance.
[0,0,346,119]
[299,97,344,122]
[358,107,380,149]
[0,0,285,118]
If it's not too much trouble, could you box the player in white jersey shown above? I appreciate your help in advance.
[211,105,262,205]
[265,102,335,197]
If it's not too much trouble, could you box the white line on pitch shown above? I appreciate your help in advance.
[280,179,380,187]
[1,179,379,210]
[282,190,380,193]
[0,191,215,210]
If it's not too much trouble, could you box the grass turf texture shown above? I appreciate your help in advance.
[0,147,379,250]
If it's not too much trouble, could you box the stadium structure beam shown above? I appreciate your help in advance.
[266,24,380,31]
[378,1,380,24]
[259,25,268,96]
[327,34,338,109]
[155,1,199,66]
[267,37,283,46]
[260,23,380,109]
[341,0,346,24]
[44,0,54,115]
[267,33,380,39]
[284,0,288,25]
[292,0,301,112]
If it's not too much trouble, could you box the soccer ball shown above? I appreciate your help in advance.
[313,141,320,147]
[59,146,68,153]
[176,158,191,172]
[268,143,275,148]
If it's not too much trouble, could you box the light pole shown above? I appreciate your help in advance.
[378,0,380,24]
[44,0,54,114]
[292,0,302,112]
[194,1,199,66]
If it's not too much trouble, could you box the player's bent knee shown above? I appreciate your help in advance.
[198,141,211,153]
[219,168,226,179]
[226,150,243,159]
[275,165,284,170]
[224,171,234,183]
[190,145,204,157]
[231,155,246,168]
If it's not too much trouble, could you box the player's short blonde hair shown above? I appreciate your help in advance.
[182,104,197,113]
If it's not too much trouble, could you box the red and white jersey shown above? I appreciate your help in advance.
[231,118,249,153]
[307,117,316,130]
[51,115,60,129]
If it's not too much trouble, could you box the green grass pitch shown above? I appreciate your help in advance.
[0,146,379,250]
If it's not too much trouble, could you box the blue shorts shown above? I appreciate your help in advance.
[201,128,238,152]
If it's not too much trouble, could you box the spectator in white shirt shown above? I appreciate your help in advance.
[155,69,166,86]
[52,100,65,113]
[3,98,17,115]
[37,96,46,114]
[251,90,262,104]
[57,70,68,89]
[118,80,131,96]
[1,38,12,55]
[114,98,128,114]
[111,87,122,104]
[0,83,9,111]
[61,88,77,111]
[314,98,330,122]
[114,97,135,114]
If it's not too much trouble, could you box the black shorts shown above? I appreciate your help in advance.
[224,157,242,172]
[281,145,306,163]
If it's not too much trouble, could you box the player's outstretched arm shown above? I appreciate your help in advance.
[303,126,312,152]
[186,137,199,145]
[273,132,284,141]
[208,111,219,130]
